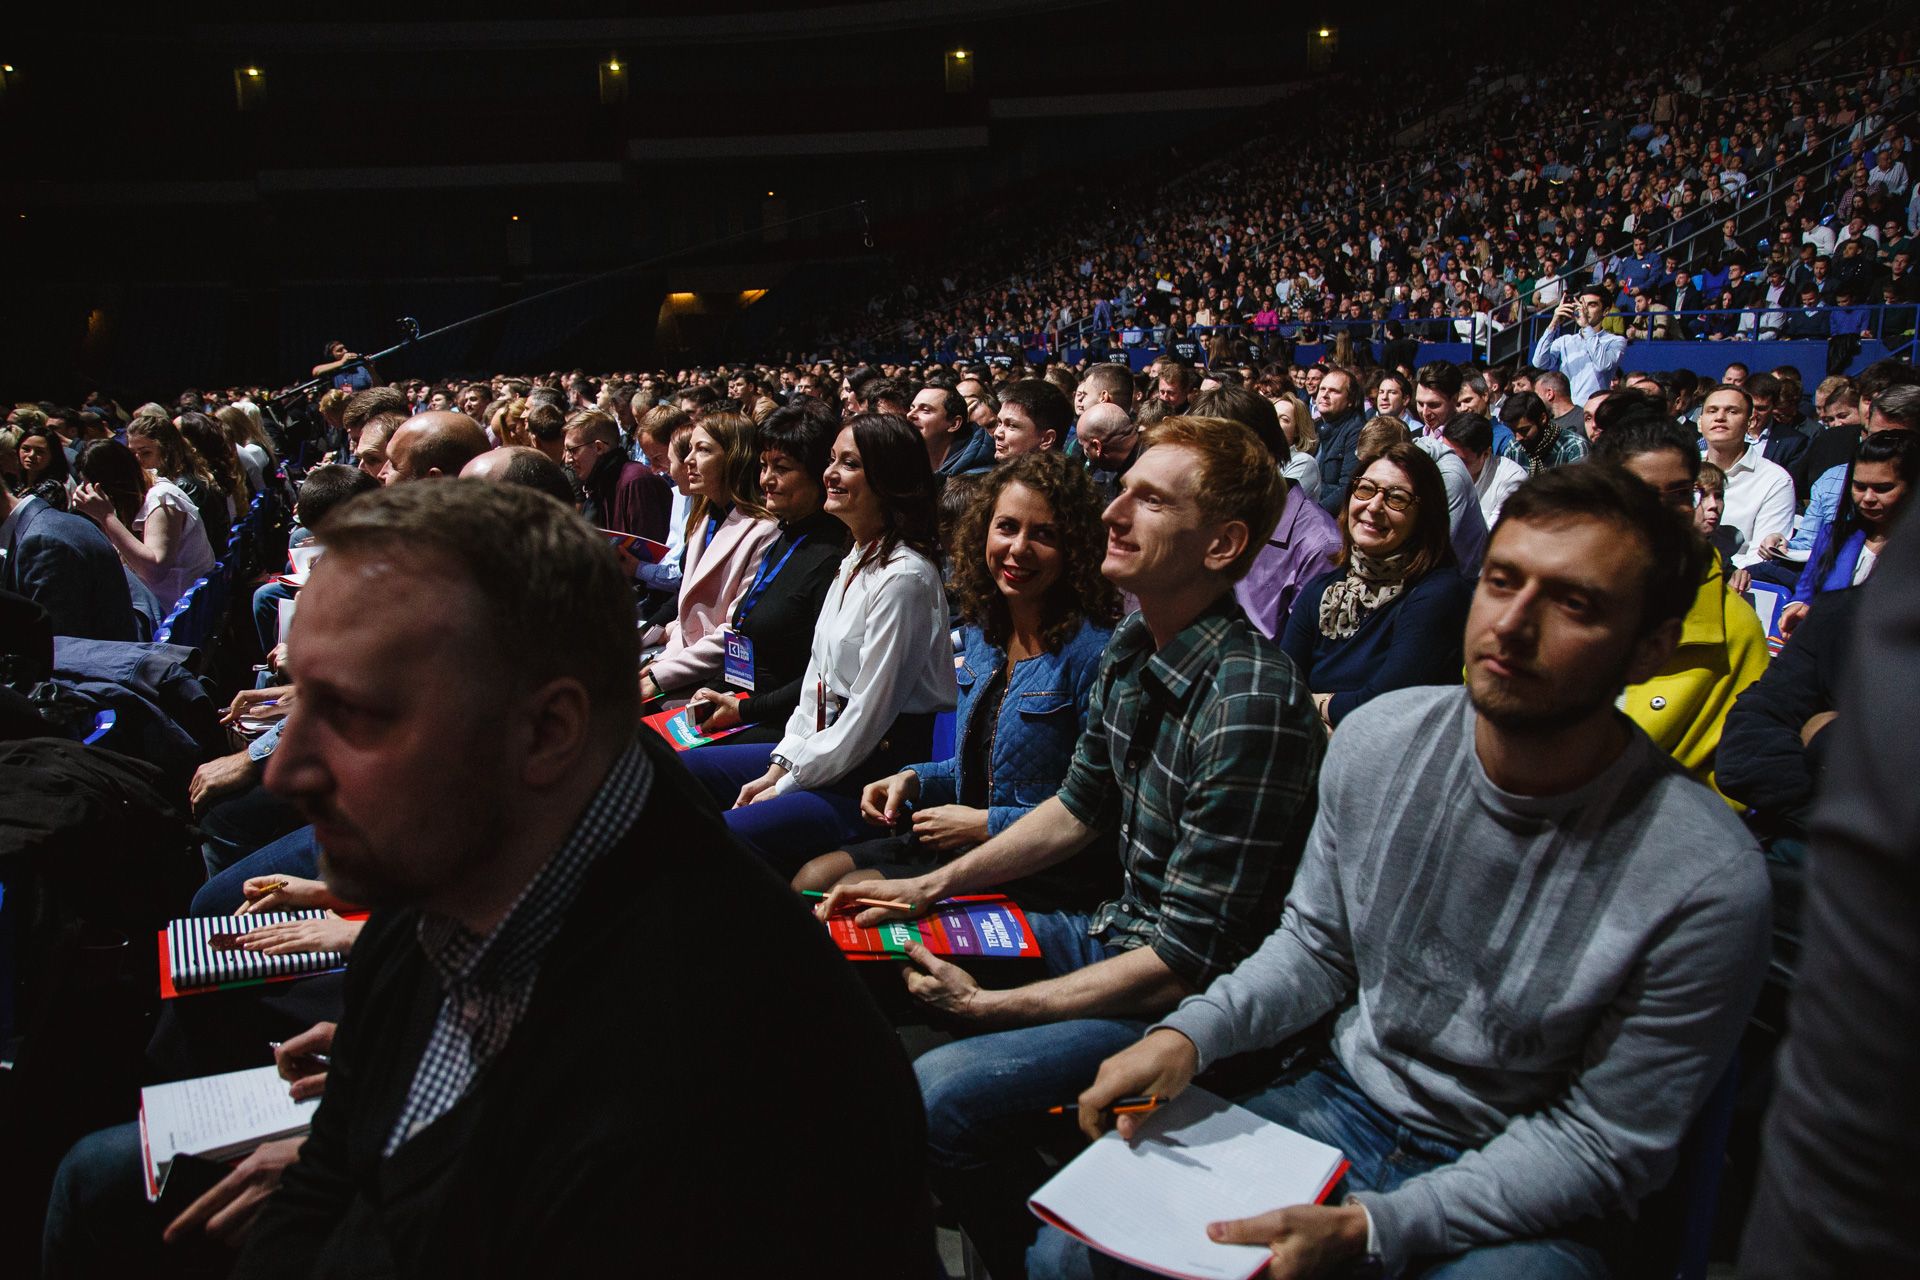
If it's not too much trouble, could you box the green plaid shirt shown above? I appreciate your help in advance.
[1056,595,1324,989]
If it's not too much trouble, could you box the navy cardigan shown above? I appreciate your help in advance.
[1279,565,1473,725]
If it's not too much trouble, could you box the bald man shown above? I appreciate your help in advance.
[380,411,491,485]
[461,446,579,507]
[1075,401,1140,505]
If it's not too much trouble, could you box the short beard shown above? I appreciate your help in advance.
[1467,647,1639,736]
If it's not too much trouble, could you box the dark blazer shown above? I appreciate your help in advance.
[1719,587,1856,832]
[234,730,933,1278]
[0,497,138,641]
[727,508,850,735]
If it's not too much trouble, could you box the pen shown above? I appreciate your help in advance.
[269,1041,332,1068]
[853,896,916,912]
[1047,1095,1164,1117]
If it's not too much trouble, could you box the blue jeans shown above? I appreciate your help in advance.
[1029,1056,1612,1280]
[915,914,1137,1280]
[43,1121,176,1279]
[681,730,933,878]
[190,825,319,915]
[252,579,296,655]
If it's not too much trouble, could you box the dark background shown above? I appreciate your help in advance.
[0,1,1394,398]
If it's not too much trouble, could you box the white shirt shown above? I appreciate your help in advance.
[136,478,217,613]
[1473,452,1529,527]
[1710,445,1797,567]
[1282,451,1321,500]
[1802,224,1837,257]
[774,542,956,794]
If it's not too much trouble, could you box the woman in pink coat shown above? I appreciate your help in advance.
[639,411,780,703]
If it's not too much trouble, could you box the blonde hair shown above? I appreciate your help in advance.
[1275,392,1319,456]
[1139,415,1285,582]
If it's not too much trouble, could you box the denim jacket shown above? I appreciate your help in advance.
[907,617,1112,836]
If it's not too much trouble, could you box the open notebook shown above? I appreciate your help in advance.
[159,911,349,998]
[139,1065,319,1201]
[1029,1087,1349,1280]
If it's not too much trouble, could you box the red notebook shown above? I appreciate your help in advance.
[807,893,1042,962]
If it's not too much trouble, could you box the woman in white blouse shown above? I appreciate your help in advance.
[682,413,956,876]
[71,439,217,614]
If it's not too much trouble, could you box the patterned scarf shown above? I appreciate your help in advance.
[1317,547,1412,641]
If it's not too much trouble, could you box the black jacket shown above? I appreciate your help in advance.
[1718,587,1858,831]
[731,508,849,732]
[234,731,933,1278]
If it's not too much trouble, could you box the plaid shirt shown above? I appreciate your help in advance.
[1055,595,1323,990]
[1498,424,1590,476]
[384,739,652,1156]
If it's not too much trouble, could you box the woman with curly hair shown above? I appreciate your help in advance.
[793,451,1120,904]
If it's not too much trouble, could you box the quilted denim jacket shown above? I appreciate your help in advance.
[908,617,1113,836]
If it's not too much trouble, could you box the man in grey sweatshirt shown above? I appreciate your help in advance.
[1046,464,1771,1279]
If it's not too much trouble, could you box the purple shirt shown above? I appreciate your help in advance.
[1235,481,1344,640]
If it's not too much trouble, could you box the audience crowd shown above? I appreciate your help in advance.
[4,5,1919,1274]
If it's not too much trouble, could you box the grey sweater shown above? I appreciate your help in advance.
[1158,685,1770,1274]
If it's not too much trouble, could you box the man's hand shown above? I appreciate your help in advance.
[901,941,989,1020]
[162,1136,305,1245]
[733,764,787,808]
[189,751,259,814]
[816,872,941,926]
[236,913,362,958]
[275,1020,336,1101]
[223,685,294,727]
[911,804,990,852]
[1078,1029,1201,1141]
[859,769,920,827]
[1206,1203,1371,1279]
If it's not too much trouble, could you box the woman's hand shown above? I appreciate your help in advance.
[1777,601,1810,638]
[911,804,990,852]
[733,764,787,808]
[639,668,664,703]
[1727,567,1752,596]
[859,770,920,828]
[237,874,347,916]
[237,913,363,957]
[688,688,744,733]
[71,481,114,523]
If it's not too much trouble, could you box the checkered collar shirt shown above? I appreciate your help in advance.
[384,738,652,1156]
[1055,594,1322,990]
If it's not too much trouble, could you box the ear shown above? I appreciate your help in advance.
[1202,519,1251,576]
[517,677,595,789]
[1624,615,1683,688]
[1041,429,1059,452]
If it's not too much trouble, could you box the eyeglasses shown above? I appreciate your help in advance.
[1351,478,1417,511]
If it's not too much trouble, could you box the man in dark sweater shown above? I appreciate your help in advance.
[199,481,924,1275]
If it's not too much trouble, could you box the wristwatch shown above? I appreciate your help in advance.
[769,753,795,774]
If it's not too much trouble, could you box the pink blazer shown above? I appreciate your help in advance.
[643,507,781,692]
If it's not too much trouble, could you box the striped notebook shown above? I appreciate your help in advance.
[159,912,349,998]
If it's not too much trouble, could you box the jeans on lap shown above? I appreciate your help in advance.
[191,825,320,915]
[1028,1054,1612,1280]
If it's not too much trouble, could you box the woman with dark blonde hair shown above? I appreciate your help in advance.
[127,413,229,551]
[639,410,780,702]
[71,438,216,613]
[1280,440,1472,729]
[794,451,1120,899]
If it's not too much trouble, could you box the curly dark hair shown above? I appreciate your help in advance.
[946,453,1121,653]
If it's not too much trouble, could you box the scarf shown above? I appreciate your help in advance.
[1317,547,1412,641]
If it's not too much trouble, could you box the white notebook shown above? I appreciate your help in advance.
[138,1065,319,1201]
[162,911,348,994]
[1029,1087,1349,1280]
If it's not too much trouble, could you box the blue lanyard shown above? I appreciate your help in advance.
[683,510,726,573]
[733,535,807,627]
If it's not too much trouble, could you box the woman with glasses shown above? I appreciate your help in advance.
[1280,442,1472,730]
